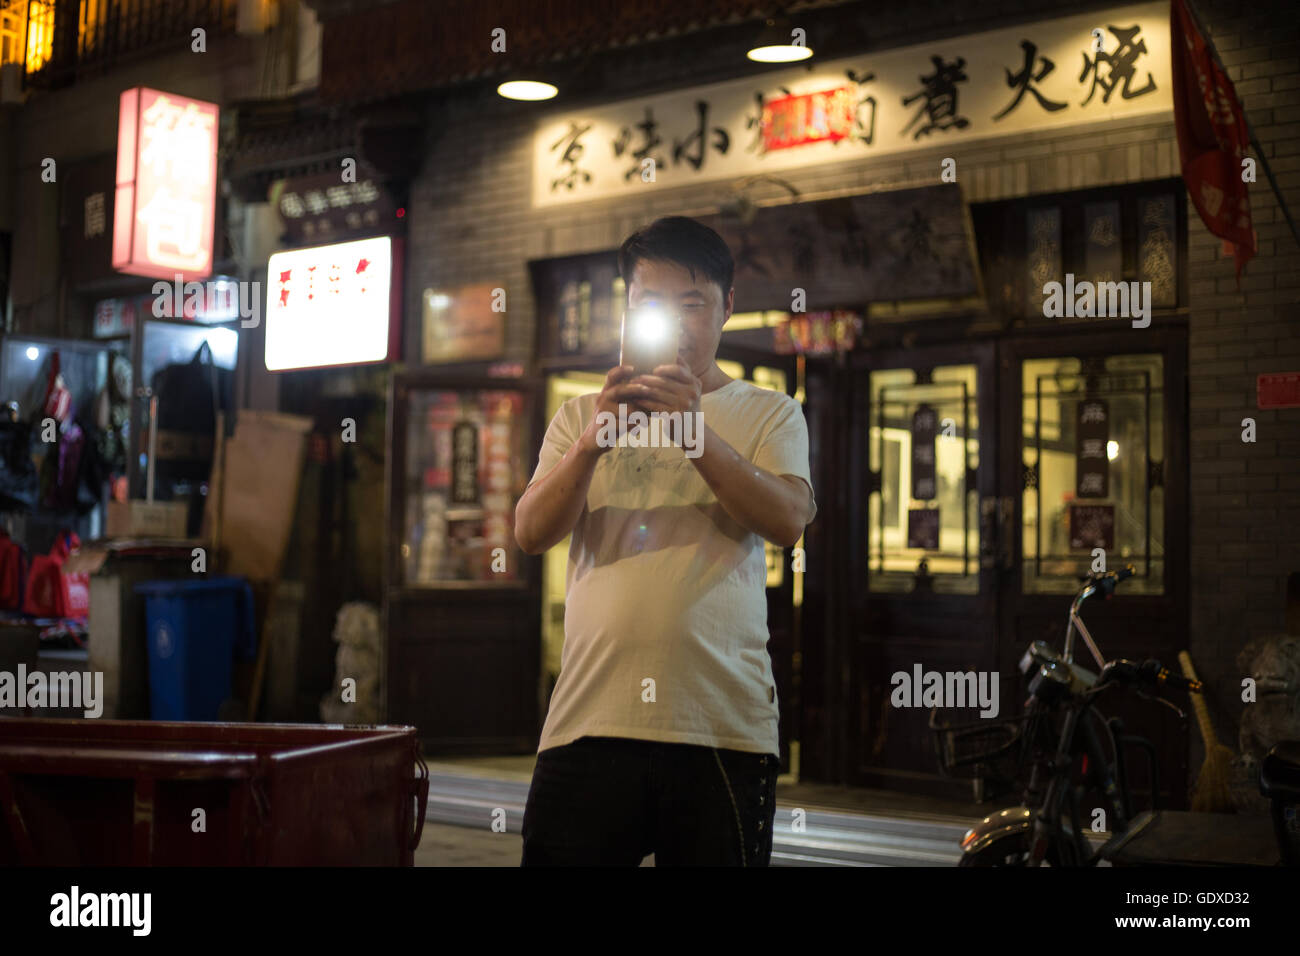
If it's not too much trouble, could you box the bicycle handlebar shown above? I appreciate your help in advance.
[1096,658,1201,693]
[1085,564,1136,598]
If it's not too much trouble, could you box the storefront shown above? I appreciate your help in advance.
[221,95,421,720]
[305,0,1300,811]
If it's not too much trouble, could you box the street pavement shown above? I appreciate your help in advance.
[412,755,985,866]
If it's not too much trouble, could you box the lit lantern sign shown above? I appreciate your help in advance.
[112,87,219,281]
[264,236,402,371]
[761,86,855,151]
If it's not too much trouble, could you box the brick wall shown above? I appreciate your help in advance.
[1183,0,1300,749]
[408,0,1300,767]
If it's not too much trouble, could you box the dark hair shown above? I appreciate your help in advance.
[618,216,734,298]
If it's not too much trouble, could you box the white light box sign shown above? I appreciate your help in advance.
[264,236,401,371]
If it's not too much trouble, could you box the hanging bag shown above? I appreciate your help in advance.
[22,530,90,619]
[0,419,38,512]
[150,341,231,482]
[0,530,27,610]
[42,351,73,426]
[41,420,85,511]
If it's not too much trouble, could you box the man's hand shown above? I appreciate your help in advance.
[578,365,652,457]
[630,359,702,418]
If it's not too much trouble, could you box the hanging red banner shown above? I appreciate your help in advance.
[1170,0,1256,282]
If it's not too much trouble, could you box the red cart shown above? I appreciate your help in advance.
[0,719,429,866]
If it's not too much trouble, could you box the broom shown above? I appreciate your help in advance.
[1177,651,1236,813]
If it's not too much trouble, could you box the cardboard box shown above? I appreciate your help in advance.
[209,410,313,584]
[106,500,189,539]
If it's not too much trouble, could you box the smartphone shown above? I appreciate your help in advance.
[619,304,681,377]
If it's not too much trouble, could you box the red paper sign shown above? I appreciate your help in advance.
[761,87,855,151]
[112,87,219,281]
[1257,373,1300,409]
[1069,504,1116,551]
[1171,0,1255,281]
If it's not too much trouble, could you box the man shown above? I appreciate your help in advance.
[514,216,817,866]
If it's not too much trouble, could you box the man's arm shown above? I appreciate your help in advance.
[514,431,602,555]
[515,366,647,555]
[691,424,814,548]
[632,362,816,548]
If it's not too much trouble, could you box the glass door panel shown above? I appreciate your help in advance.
[1020,354,1165,594]
[399,387,530,586]
[867,364,980,594]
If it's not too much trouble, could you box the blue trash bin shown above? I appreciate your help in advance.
[134,577,257,721]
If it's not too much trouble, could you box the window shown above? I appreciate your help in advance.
[0,4,23,68]
[399,389,529,586]
[868,364,980,593]
[972,181,1186,324]
[24,1,53,73]
[1021,354,1165,594]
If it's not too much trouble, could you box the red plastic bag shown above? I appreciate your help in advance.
[22,531,89,619]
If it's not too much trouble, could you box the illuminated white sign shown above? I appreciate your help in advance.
[532,2,1172,206]
[264,236,399,371]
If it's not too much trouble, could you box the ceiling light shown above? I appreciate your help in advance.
[497,79,558,101]
[747,16,813,63]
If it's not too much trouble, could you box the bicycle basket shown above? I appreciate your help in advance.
[929,709,1032,779]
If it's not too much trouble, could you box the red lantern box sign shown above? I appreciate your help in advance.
[112,88,219,282]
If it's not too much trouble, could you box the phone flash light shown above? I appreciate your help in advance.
[633,307,672,343]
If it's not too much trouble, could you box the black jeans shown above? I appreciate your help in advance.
[521,736,779,866]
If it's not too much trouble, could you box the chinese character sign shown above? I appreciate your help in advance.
[911,404,939,502]
[450,421,480,505]
[532,3,1171,206]
[1075,399,1110,498]
[113,88,219,281]
[264,236,399,371]
[273,172,393,242]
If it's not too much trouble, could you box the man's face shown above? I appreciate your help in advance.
[626,258,733,379]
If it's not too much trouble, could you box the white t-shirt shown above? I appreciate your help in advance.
[527,378,816,756]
